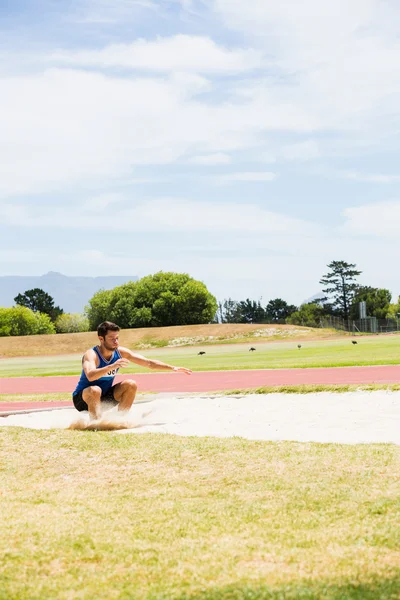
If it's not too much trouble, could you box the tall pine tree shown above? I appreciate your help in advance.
[319,261,361,320]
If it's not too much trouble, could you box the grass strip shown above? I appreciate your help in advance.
[1,335,400,377]
[0,430,399,599]
[0,393,71,403]
[0,393,152,404]
[225,384,400,395]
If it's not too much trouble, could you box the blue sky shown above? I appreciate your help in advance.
[1,0,400,306]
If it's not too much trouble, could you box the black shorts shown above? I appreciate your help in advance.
[72,387,118,412]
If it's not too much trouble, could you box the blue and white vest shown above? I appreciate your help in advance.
[73,346,122,396]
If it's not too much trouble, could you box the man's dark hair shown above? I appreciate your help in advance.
[97,321,120,338]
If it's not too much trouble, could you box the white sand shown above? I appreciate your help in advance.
[1,391,399,444]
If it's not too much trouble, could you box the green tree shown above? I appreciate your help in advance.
[319,261,362,320]
[219,299,243,323]
[32,311,57,334]
[0,306,55,336]
[349,287,392,320]
[137,273,217,327]
[287,302,328,328]
[235,299,265,323]
[386,296,400,320]
[86,272,217,329]
[265,298,298,322]
[55,313,90,333]
[14,288,63,322]
[85,289,114,330]
[109,281,152,329]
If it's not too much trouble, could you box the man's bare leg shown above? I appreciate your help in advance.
[82,386,102,421]
[113,379,138,412]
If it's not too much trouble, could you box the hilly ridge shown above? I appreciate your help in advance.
[0,271,138,313]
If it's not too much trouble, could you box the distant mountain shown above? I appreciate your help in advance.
[0,271,139,313]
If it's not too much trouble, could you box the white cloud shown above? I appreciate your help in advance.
[0,69,223,196]
[213,171,277,184]
[49,35,264,73]
[0,65,318,197]
[0,249,46,266]
[342,200,400,237]
[341,172,400,184]
[80,249,110,262]
[1,197,315,235]
[73,0,159,23]
[279,140,320,161]
[1,0,399,201]
[211,0,400,131]
[82,193,123,210]
[187,153,231,165]
[259,140,320,163]
[6,2,398,198]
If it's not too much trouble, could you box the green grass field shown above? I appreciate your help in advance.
[1,429,399,600]
[1,335,399,377]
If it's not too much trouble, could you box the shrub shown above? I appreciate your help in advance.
[55,313,90,334]
[0,306,55,336]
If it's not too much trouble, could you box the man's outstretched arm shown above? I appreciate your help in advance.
[119,347,192,375]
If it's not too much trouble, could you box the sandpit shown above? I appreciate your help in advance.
[1,391,399,444]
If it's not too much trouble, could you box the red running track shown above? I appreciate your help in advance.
[1,366,399,413]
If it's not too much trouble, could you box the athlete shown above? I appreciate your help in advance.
[72,321,192,420]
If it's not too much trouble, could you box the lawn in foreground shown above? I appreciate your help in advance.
[1,335,400,377]
[0,429,399,599]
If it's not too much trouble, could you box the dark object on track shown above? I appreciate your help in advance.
[198,351,206,355]
[249,347,256,351]
[352,340,358,345]
[298,344,302,349]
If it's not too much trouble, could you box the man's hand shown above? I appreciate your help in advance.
[114,358,130,369]
[173,366,192,375]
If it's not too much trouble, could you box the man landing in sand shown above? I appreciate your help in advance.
[73,321,192,420]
